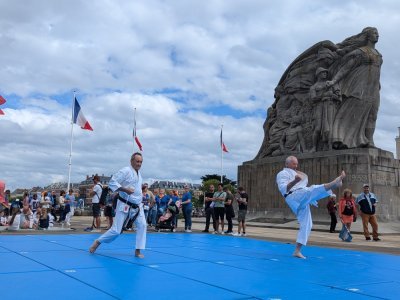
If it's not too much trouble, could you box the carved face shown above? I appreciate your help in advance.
[367,28,379,44]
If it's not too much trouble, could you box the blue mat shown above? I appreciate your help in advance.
[0,233,399,299]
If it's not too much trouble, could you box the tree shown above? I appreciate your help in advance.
[200,174,236,187]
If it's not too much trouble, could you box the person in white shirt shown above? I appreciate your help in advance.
[89,152,147,258]
[90,176,102,231]
[276,156,345,259]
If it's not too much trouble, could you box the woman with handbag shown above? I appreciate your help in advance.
[339,188,357,231]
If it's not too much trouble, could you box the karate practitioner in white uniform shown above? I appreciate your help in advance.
[276,156,345,259]
[89,152,147,258]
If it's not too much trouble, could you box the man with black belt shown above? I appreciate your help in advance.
[89,153,147,258]
[356,184,380,241]
[276,156,345,259]
[202,184,216,233]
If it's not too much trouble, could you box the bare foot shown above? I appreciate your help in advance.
[135,250,144,258]
[293,251,306,259]
[334,170,346,188]
[89,240,100,253]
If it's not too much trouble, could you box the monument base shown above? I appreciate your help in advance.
[238,148,400,221]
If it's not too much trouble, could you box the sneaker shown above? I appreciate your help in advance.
[241,233,247,237]
[91,229,101,233]
[233,232,241,236]
[84,227,93,232]
[212,231,217,234]
[202,229,209,233]
[172,228,176,232]
[366,237,371,241]
[221,231,225,235]
[373,238,381,241]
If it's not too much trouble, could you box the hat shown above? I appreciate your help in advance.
[363,183,370,188]
[315,67,328,76]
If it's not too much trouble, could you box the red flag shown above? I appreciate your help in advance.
[0,95,6,105]
[220,128,229,153]
[0,95,6,115]
[135,136,143,151]
[133,109,143,151]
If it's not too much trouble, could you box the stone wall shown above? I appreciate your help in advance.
[238,148,400,221]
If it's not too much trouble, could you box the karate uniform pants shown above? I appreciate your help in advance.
[98,203,147,250]
[285,185,331,245]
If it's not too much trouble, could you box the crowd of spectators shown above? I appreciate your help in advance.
[0,184,80,231]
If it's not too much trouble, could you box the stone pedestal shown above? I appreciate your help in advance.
[238,148,400,221]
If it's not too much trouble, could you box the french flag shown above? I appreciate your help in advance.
[73,97,93,131]
[220,128,228,153]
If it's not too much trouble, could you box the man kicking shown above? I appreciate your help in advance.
[89,152,147,258]
[276,156,345,259]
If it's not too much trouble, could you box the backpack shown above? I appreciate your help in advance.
[97,184,109,206]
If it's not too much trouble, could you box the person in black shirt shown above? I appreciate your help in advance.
[202,184,216,233]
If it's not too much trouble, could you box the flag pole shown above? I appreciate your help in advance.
[67,92,75,192]
[221,124,223,184]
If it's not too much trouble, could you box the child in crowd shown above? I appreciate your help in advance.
[0,210,8,226]
[22,205,34,229]
[38,207,49,230]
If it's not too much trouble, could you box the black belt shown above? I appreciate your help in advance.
[284,191,293,198]
[118,196,139,209]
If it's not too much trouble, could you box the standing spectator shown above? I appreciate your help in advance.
[181,185,193,232]
[141,184,151,222]
[356,184,380,241]
[0,181,10,215]
[148,188,158,227]
[23,192,29,207]
[58,190,67,223]
[104,192,116,230]
[4,189,11,216]
[65,189,76,227]
[234,187,248,236]
[89,175,102,232]
[224,187,235,235]
[89,152,147,258]
[30,194,40,215]
[338,189,357,234]
[168,189,180,229]
[326,194,337,233]
[212,183,226,234]
[50,190,58,222]
[202,184,216,233]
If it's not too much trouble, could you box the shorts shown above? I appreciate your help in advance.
[104,205,114,217]
[92,203,101,217]
[214,207,225,221]
[237,210,247,222]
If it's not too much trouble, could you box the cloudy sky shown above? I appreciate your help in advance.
[1,0,400,191]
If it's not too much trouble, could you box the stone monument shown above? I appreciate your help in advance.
[238,27,400,221]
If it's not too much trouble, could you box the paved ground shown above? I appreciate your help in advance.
[2,215,399,255]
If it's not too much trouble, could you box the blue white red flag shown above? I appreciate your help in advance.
[73,97,93,131]
[220,128,228,153]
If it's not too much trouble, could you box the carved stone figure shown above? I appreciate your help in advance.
[279,115,306,155]
[256,27,382,158]
[310,67,341,151]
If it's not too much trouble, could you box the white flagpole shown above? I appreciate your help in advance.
[67,92,76,192]
[221,124,223,184]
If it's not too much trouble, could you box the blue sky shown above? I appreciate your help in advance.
[1,0,400,191]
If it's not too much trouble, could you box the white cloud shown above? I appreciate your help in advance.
[1,0,400,191]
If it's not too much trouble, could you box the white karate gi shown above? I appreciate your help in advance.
[276,168,332,245]
[97,165,147,250]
